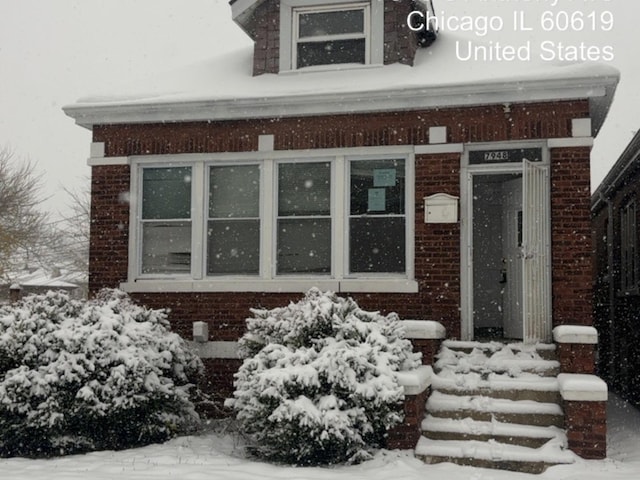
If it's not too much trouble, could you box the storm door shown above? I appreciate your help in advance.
[522,159,551,343]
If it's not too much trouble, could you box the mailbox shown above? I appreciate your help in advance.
[425,193,458,223]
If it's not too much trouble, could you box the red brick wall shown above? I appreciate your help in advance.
[415,153,461,338]
[252,0,280,75]
[550,147,593,327]
[89,165,130,293]
[412,339,443,366]
[90,100,591,343]
[384,0,419,65]
[198,358,243,417]
[564,400,607,459]
[557,344,596,374]
[94,102,585,155]
[386,387,430,449]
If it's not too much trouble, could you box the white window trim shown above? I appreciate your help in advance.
[280,0,384,73]
[292,3,370,70]
[123,147,417,293]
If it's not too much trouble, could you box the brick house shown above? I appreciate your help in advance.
[592,130,640,408]
[65,0,618,467]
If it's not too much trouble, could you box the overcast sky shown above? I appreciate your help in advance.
[0,0,637,217]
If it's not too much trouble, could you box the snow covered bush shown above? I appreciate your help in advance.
[226,288,420,465]
[0,289,203,457]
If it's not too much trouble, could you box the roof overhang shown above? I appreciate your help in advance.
[592,129,640,211]
[64,73,619,136]
[229,0,263,39]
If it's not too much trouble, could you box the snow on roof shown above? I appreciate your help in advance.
[4,268,83,289]
[64,32,619,133]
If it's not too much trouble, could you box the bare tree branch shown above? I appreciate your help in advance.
[0,146,47,279]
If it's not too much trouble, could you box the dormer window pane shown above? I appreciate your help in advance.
[294,3,369,69]
[297,38,366,68]
[298,10,364,37]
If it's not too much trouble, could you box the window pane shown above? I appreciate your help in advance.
[277,218,331,274]
[142,221,191,274]
[351,159,405,215]
[209,165,259,218]
[350,217,405,273]
[298,10,364,37]
[278,163,330,216]
[142,167,191,219]
[297,39,366,68]
[207,220,260,275]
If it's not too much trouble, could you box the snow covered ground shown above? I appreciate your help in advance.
[1,393,638,480]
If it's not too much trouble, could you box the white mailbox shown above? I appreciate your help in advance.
[425,193,458,223]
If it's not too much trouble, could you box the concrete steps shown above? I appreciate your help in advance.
[418,340,575,473]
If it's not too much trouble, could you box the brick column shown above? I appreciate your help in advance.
[400,320,446,366]
[553,325,598,374]
[387,319,444,449]
[558,374,608,459]
[387,366,432,449]
[563,400,607,459]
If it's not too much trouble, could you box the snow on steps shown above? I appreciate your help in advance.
[426,391,564,427]
[422,415,566,448]
[418,340,574,473]
[415,436,575,474]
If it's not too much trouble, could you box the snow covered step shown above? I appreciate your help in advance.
[422,415,567,449]
[426,391,564,427]
[436,341,560,377]
[432,371,561,403]
[441,340,558,362]
[415,436,575,474]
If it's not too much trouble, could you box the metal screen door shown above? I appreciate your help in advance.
[522,159,551,343]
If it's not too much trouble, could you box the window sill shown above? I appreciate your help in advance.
[120,278,419,294]
[278,62,383,76]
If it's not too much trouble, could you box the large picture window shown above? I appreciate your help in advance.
[349,159,405,273]
[277,162,332,274]
[140,167,192,274]
[132,152,414,292]
[207,165,260,275]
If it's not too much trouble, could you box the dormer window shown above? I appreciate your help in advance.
[280,0,384,72]
[294,4,369,69]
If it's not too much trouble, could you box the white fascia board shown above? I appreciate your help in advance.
[547,137,594,149]
[415,143,464,155]
[88,156,129,166]
[63,75,616,130]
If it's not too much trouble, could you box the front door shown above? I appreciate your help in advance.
[471,174,523,340]
[464,148,551,344]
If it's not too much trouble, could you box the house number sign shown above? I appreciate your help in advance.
[469,148,542,165]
